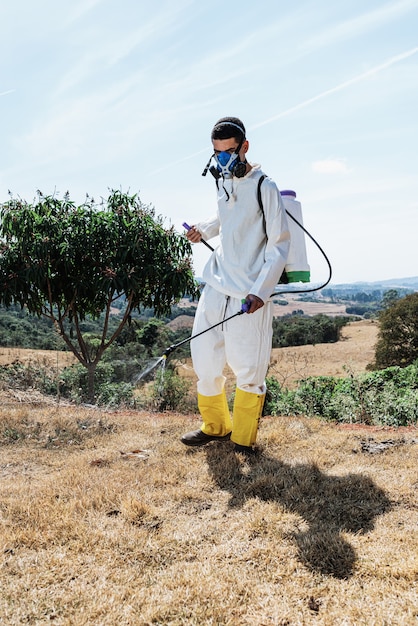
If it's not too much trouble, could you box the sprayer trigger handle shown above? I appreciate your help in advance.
[182,222,191,231]
[241,299,250,313]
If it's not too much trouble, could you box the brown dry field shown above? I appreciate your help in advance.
[272,300,348,317]
[0,318,417,625]
[0,347,76,368]
[269,319,378,386]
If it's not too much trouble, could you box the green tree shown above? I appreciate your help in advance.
[0,189,198,401]
[371,292,418,370]
[137,319,166,356]
[381,289,400,309]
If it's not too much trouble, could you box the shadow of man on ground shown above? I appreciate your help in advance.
[204,444,392,579]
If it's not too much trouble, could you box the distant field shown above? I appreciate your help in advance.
[273,295,348,317]
[177,294,349,318]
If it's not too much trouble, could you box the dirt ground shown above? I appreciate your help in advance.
[0,404,416,625]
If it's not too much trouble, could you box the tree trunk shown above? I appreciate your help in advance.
[87,362,97,404]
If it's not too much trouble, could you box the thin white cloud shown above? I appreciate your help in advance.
[312,159,350,174]
[66,0,106,24]
[305,172,417,207]
[238,0,418,72]
[148,46,418,175]
[251,46,418,130]
[0,90,14,97]
[299,0,418,55]
[55,2,200,95]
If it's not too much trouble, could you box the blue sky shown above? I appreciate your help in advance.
[1,0,417,285]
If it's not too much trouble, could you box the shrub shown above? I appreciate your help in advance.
[265,363,418,427]
[58,362,135,406]
[150,367,192,412]
[272,314,351,348]
[0,363,56,394]
[264,377,308,417]
[95,382,134,408]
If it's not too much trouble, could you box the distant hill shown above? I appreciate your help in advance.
[195,276,418,293]
[329,276,418,291]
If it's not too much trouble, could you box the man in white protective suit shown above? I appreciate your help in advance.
[181,117,290,455]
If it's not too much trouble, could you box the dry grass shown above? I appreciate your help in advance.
[0,348,76,369]
[268,320,379,388]
[1,403,417,625]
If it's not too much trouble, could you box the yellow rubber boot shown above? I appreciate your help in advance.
[231,388,265,447]
[198,392,232,437]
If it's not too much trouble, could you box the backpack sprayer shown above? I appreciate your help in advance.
[158,188,332,361]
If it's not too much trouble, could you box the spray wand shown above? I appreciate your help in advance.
[162,297,249,358]
[134,226,247,382]
[135,301,248,382]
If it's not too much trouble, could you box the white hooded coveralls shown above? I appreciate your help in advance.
[191,165,290,415]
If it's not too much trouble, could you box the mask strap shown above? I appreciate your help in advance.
[216,179,230,201]
[202,153,215,177]
[222,183,230,201]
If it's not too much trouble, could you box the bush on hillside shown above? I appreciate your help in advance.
[272,314,351,348]
[265,362,418,426]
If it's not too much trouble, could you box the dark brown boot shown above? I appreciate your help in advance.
[181,429,231,447]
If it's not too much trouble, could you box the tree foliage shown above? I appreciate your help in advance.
[0,189,198,400]
[370,292,418,370]
[272,314,350,348]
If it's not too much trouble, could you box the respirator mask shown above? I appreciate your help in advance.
[202,139,247,180]
[214,150,246,179]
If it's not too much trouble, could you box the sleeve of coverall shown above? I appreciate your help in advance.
[196,214,220,240]
[249,180,291,303]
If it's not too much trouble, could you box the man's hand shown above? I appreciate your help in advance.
[185,225,202,243]
[244,294,264,314]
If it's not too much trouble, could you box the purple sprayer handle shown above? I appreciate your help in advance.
[241,299,250,313]
[183,221,215,252]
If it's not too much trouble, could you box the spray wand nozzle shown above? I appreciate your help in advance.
[136,299,249,383]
